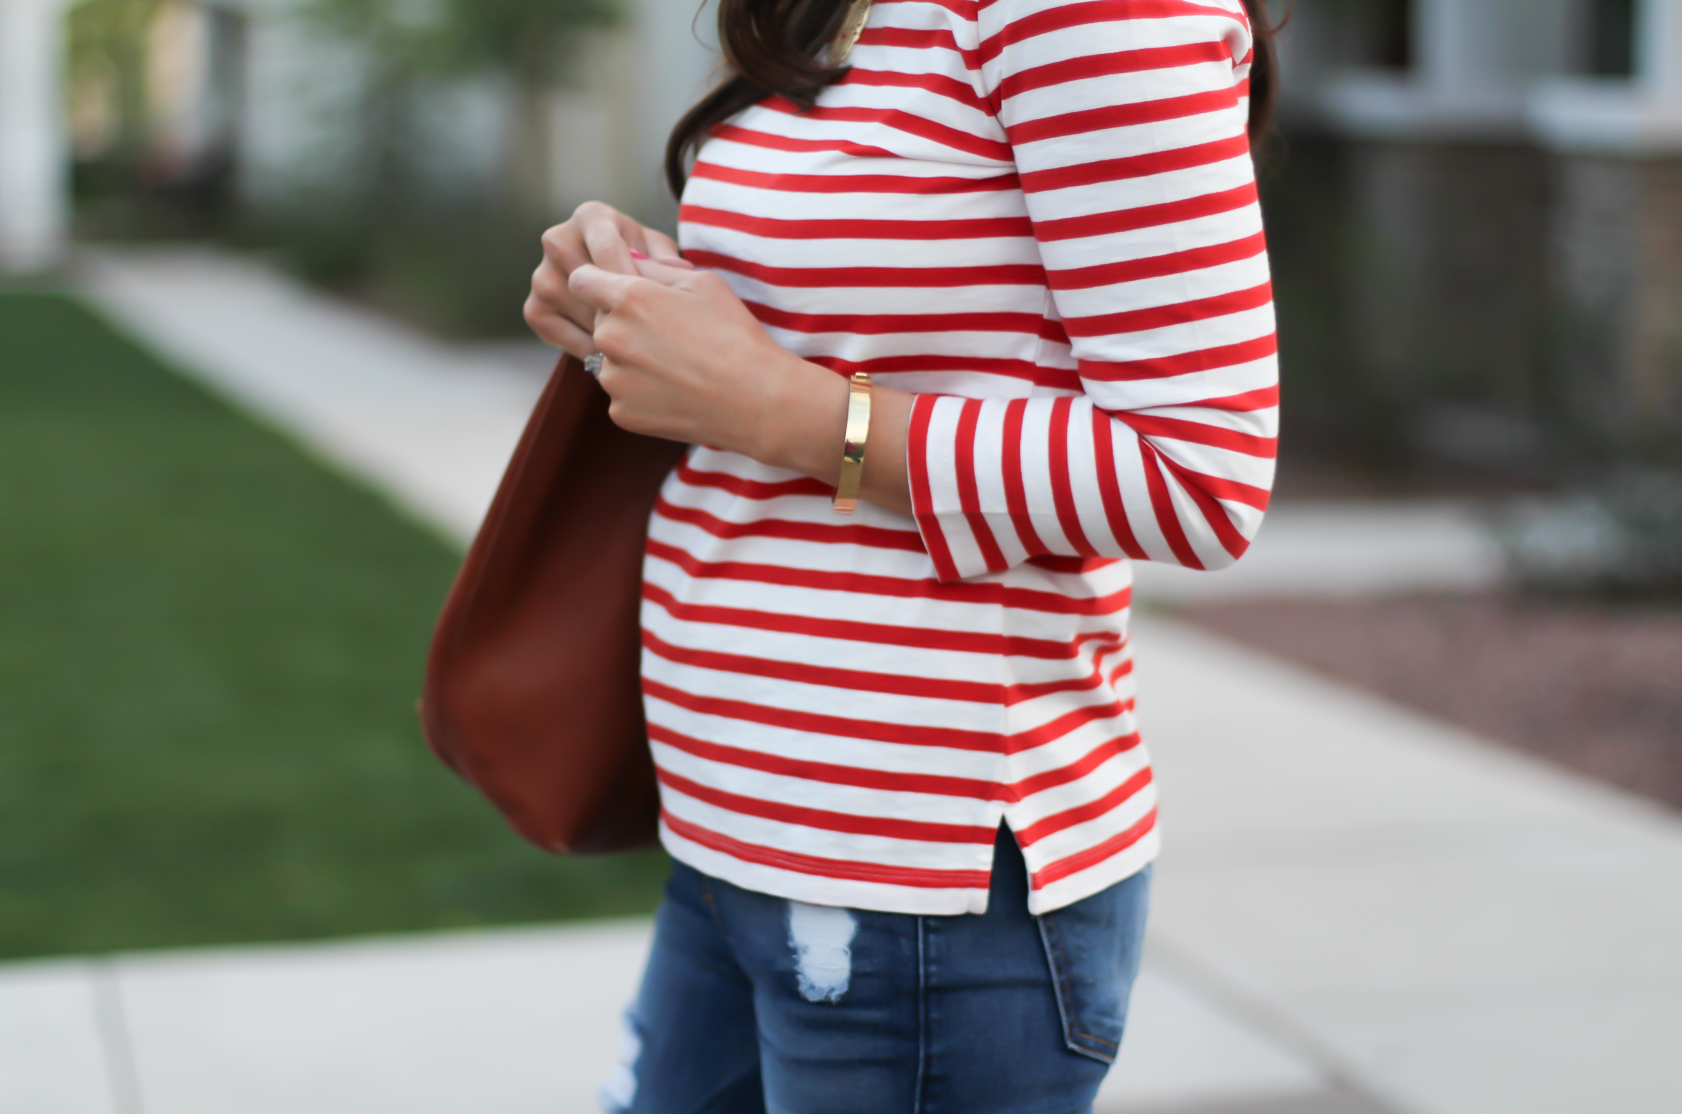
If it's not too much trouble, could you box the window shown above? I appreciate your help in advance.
[1370,0,1412,71]
[1588,0,1635,77]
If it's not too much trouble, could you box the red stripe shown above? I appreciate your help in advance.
[691,161,1018,196]
[763,98,1012,161]
[674,459,832,500]
[1007,89,1240,147]
[686,249,1045,290]
[649,723,1141,804]
[663,810,992,890]
[1080,332,1276,382]
[1031,807,1158,887]
[907,394,962,581]
[806,352,1073,387]
[646,677,1004,751]
[1049,231,1266,291]
[1019,134,1251,193]
[999,42,1232,101]
[1014,767,1154,846]
[1124,410,1278,457]
[681,204,1033,242]
[857,25,982,75]
[1033,183,1257,243]
[1157,463,1269,511]
[980,0,1242,63]
[653,497,927,553]
[658,768,998,845]
[748,301,1045,337]
[644,536,1132,616]
[1065,281,1273,339]
[646,676,1130,755]
[1090,409,1148,559]
[874,0,976,19]
[644,628,1005,704]
[644,582,1020,657]
[1192,383,1279,412]
[954,399,1010,572]
[709,124,899,161]
[650,724,1010,800]
[1002,398,1049,556]
[840,66,994,115]
[1027,554,1117,575]
[1047,397,1098,556]
[1137,440,1203,569]
[1012,731,1142,799]
[1041,316,1072,347]
[649,623,1120,708]
[860,24,969,58]
[1156,453,1254,558]
[1008,696,1134,755]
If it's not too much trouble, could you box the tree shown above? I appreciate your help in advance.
[309,0,622,211]
[441,0,621,207]
[69,0,168,181]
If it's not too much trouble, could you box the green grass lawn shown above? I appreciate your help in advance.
[0,291,668,961]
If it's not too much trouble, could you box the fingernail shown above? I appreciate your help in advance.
[629,248,649,260]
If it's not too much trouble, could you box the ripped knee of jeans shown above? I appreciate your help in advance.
[786,900,858,1004]
[598,1008,643,1113]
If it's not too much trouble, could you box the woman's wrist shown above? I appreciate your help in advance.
[747,352,915,518]
[750,353,851,483]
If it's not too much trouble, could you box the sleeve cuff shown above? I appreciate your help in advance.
[907,393,1014,583]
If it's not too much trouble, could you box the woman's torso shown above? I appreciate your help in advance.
[639,0,1264,916]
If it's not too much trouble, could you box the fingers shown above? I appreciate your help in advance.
[577,203,639,277]
[532,202,694,351]
[523,291,598,357]
[644,228,681,257]
[539,220,590,279]
[642,229,695,269]
[530,254,597,336]
[568,263,643,314]
[630,253,702,287]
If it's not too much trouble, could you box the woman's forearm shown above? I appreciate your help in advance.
[754,348,915,520]
[560,251,915,519]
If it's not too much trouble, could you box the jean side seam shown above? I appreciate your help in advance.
[698,874,734,943]
[914,915,928,1114]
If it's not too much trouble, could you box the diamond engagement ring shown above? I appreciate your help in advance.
[583,353,605,378]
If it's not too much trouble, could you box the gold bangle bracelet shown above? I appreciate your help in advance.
[832,372,872,515]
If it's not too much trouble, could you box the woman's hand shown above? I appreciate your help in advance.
[568,256,915,517]
[567,256,827,461]
[524,201,688,359]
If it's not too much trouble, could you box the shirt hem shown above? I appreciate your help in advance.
[660,819,1159,916]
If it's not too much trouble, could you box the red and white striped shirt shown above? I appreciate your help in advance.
[643,0,1277,914]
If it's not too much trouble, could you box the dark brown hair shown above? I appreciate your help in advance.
[665,0,1280,197]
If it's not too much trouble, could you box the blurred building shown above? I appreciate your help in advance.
[1,0,717,270]
[1275,0,1682,462]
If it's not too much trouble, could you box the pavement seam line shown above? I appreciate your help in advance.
[1141,933,1412,1114]
[90,960,147,1114]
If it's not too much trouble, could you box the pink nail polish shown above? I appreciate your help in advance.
[629,248,649,260]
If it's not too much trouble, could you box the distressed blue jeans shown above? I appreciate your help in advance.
[602,827,1150,1114]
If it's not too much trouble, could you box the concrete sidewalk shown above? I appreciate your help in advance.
[0,918,1341,1114]
[12,245,1675,1114]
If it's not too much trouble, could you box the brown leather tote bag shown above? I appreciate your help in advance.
[420,354,685,853]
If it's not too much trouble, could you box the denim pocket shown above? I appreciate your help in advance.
[1034,866,1151,1063]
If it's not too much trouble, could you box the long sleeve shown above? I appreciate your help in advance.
[907,0,1278,582]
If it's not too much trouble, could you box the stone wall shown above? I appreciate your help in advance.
[1548,155,1682,450]
[1343,141,1552,421]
